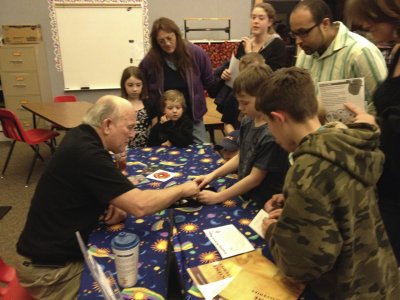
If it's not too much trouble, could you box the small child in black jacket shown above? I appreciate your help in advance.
[148,90,194,147]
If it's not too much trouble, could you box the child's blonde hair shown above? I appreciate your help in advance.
[239,52,265,71]
[161,90,186,111]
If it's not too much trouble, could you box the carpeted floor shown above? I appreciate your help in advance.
[0,205,11,219]
[0,137,56,268]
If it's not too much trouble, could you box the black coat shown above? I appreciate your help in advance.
[148,114,194,148]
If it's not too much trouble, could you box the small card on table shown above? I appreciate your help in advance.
[146,169,176,182]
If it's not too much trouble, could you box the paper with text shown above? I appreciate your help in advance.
[187,250,304,300]
[204,224,254,258]
[318,77,365,123]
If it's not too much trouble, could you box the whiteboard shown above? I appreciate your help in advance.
[55,6,145,91]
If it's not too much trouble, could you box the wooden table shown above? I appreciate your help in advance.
[22,99,222,141]
[22,101,93,129]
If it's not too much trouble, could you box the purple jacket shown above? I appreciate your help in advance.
[139,43,217,121]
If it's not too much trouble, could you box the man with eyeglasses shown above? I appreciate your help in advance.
[290,0,387,115]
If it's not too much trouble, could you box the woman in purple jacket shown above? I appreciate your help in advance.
[139,17,218,144]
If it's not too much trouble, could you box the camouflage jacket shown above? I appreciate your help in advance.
[265,123,400,299]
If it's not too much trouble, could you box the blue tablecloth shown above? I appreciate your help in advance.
[173,201,267,299]
[78,213,171,299]
[79,144,267,300]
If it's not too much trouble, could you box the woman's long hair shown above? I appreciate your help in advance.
[148,17,192,77]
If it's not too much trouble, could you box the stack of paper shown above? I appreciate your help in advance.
[187,250,304,300]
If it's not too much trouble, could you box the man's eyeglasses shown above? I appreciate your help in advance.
[289,23,319,39]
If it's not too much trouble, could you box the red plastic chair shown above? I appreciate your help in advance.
[0,108,59,186]
[51,95,77,131]
[0,258,35,300]
[54,95,77,103]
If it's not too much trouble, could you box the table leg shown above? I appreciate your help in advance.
[31,113,37,128]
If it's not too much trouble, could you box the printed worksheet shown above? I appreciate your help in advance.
[318,77,365,123]
[204,224,254,258]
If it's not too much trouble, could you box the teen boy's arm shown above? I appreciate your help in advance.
[264,187,342,281]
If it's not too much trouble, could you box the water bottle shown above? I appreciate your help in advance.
[111,231,140,288]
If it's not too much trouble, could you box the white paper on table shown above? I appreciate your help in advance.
[204,224,255,259]
[318,77,365,123]
[196,277,234,300]
[146,169,176,182]
[249,209,269,239]
[225,52,240,88]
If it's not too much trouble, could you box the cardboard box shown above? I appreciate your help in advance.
[2,25,42,44]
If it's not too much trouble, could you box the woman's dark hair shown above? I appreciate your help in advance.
[148,17,192,77]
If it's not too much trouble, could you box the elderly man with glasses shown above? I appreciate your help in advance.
[290,0,387,115]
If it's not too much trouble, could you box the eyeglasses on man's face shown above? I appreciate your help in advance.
[289,23,319,39]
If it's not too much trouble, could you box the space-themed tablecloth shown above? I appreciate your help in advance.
[78,144,266,300]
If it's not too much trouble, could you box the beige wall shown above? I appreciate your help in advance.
[0,0,252,101]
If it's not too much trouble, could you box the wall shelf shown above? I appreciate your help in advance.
[184,18,231,40]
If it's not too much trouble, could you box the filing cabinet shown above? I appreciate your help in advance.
[0,43,51,128]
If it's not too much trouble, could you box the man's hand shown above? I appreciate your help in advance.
[104,204,127,225]
[344,102,377,126]
[180,181,200,198]
[264,193,285,213]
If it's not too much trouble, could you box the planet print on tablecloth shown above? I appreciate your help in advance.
[168,150,181,155]
[151,219,165,231]
[121,287,164,300]
[174,215,186,223]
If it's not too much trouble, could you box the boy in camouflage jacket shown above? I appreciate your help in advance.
[256,67,400,299]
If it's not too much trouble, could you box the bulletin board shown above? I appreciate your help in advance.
[49,0,149,91]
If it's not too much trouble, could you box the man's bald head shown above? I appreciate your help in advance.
[83,95,133,128]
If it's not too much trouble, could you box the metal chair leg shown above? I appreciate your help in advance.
[29,145,44,161]
[46,138,57,153]
[26,145,40,186]
[1,140,16,177]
